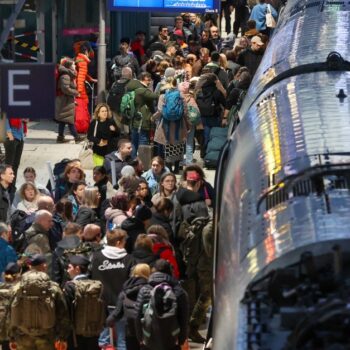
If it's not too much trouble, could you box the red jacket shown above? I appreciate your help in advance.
[153,242,180,279]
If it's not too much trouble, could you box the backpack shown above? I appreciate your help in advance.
[0,285,14,341]
[162,89,184,121]
[72,279,105,337]
[179,216,213,278]
[111,54,133,82]
[10,210,34,253]
[10,271,57,336]
[57,242,98,286]
[195,87,218,117]
[106,80,128,112]
[142,283,180,349]
[120,88,144,121]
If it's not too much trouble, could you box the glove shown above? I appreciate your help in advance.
[54,340,67,350]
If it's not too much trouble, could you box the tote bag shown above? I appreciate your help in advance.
[266,4,276,28]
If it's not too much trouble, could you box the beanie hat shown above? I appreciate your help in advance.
[164,67,176,78]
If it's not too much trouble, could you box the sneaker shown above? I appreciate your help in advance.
[189,327,205,343]
[56,136,68,143]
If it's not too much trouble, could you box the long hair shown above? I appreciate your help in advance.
[93,103,112,120]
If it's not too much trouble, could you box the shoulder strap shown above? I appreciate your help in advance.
[93,121,98,138]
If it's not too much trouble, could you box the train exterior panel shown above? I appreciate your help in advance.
[213,0,350,348]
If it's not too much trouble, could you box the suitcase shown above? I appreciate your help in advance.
[138,144,154,170]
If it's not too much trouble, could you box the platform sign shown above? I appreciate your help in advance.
[108,0,220,13]
[0,63,55,120]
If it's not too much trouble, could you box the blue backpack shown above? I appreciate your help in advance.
[162,89,184,121]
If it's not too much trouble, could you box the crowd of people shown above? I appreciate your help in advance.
[0,2,281,349]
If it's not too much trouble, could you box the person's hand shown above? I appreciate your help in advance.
[91,79,98,84]
[229,5,234,12]
[9,342,17,350]
[7,132,14,141]
[98,139,108,147]
[222,118,228,127]
[110,125,116,131]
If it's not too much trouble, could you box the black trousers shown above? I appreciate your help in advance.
[221,2,233,34]
[233,7,249,36]
[67,334,99,350]
[4,138,24,198]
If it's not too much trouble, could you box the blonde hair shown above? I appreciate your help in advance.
[131,263,151,279]
[82,186,100,208]
[93,103,112,120]
[219,53,228,70]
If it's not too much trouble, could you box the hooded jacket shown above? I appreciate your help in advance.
[91,245,135,306]
[106,276,148,337]
[134,272,189,347]
[105,207,129,227]
[103,151,132,180]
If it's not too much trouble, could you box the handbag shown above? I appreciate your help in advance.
[266,4,276,28]
[79,121,98,170]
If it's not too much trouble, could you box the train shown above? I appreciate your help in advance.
[212,0,350,348]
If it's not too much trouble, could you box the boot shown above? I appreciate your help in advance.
[74,135,85,144]
[56,135,68,143]
[189,325,205,343]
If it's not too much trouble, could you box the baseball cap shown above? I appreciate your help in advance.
[251,36,264,46]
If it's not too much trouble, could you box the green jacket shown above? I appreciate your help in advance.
[125,79,159,130]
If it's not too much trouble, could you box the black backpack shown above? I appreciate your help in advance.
[10,210,34,254]
[106,80,128,112]
[196,85,218,117]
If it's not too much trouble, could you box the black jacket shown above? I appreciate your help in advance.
[91,246,135,306]
[52,235,81,285]
[134,272,189,346]
[237,48,264,77]
[87,119,119,157]
[121,217,146,254]
[106,276,148,337]
[176,187,209,223]
[103,152,133,180]
[0,184,11,224]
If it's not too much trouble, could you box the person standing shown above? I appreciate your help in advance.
[8,254,70,350]
[0,223,17,278]
[125,72,159,159]
[75,43,97,135]
[250,0,278,36]
[64,255,105,350]
[4,118,26,196]
[55,57,83,143]
[91,229,135,350]
[0,165,15,223]
[87,103,119,167]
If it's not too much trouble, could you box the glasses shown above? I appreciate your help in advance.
[138,187,148,191]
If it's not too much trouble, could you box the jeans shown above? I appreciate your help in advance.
[98,317,126,350]
[185,126,195,165]
[201,117,221,154]
[131,128,150,159]
[58,122,78,138]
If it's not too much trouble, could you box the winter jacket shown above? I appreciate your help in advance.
[250,3,278,31]
[103,151,133,180]
[75,53,93,100]
[152,241,179,279]
[237,47,264,77]
[125,79,159,131]
[55,65,79,125]
[176,187,209,223]
[87,119,119,157]
[204,62,229,90]
[134,272,189,346]
[106,276,148,337]
[91,245,135,306]
[121,217,146,254]
[0,237,17,278]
